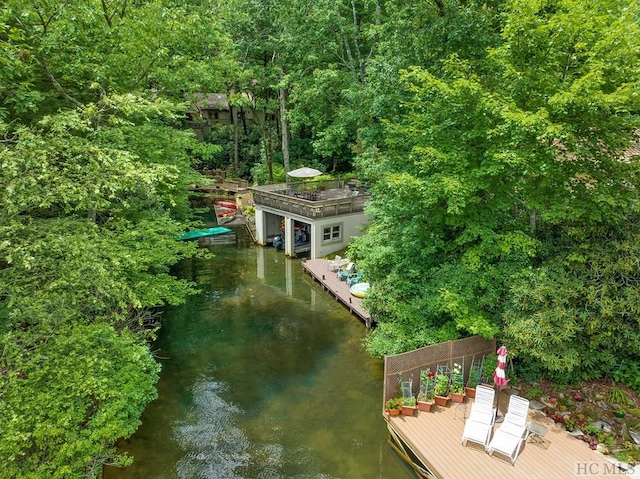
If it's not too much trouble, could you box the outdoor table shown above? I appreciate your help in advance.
[454,402,467,422]
[526,422,548,447]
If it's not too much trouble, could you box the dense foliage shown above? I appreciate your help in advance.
[1,0,233,475]
[2,0,640,476]
[350,0,640,386]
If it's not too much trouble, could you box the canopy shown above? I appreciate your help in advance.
[287,167,323,178]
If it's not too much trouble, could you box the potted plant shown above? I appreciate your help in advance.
[450,362,465,403]
[417,369,436,412]
[465,358,481,399]
[401,396,417,416]
[434,372,451,407]
[384,397,403,416]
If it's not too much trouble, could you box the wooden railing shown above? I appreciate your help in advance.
[250,180,370,219]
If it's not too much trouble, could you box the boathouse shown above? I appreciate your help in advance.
[249,178,370,259]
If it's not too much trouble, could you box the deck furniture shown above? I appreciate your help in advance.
[328,255,348,271]
[526,422,548,447]
[486,395,530,464]
[346,270,364,286]
[460,385,496,448]
[337,262,355,281]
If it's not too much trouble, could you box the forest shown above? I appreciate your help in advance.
[1,0,639,476]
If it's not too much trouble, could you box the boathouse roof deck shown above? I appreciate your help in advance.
[385,391,621,479]
[249,178,371,219]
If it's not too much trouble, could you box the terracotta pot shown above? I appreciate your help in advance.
[451,392,466,403]
[387,409,401,417]
[417,400,434,412]
[401,405,417,417]
[434,395,450,407]
[465,387,476,399]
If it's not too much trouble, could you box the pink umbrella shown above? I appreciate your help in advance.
[493,345,508,422]
[493,345,508,387]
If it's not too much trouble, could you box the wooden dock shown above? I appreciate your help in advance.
[385,389,626,479]
[301,258,372,328]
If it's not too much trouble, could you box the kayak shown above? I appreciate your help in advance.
[216,200,237,209]
[349,282,370,298]
[179,226,232,240]
[218,214,235,225]
[217,208,235,217]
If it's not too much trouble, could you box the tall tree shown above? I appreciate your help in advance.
[0,0,236,474]
[352,0,640,378]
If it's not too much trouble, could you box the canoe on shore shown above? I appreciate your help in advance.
[218,214,235,225]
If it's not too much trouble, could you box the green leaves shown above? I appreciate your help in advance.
[0,3,230,474]
[0,215,198,334]
[355,0,640,378]
[0,324,160,478]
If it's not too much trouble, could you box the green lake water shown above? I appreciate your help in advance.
[104,226,412,479]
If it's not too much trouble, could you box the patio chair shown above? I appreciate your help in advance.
[337,262,355,281]
[346,270,364,286]
[460,385,496,448]
[486,395,530,465]
[327,255,343,272]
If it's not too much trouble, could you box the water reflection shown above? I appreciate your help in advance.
[105,228,411,479]
[174,380,249,479]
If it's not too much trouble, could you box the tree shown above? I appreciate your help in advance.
[0,323,161,478]
[352,0,640,372]
[0,1,235,475]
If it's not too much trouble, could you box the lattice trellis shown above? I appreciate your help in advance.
[383,336,496,405]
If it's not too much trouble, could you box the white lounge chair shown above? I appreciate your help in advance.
[486,394,530,464]
[460,385,496,448]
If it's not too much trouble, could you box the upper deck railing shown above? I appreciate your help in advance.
[249,179,370,219]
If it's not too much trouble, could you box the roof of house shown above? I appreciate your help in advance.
[190,93,229,111]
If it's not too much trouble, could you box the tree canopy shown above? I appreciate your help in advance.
[2,0,640,476]
[350,0,640,385]
[1,0,234,475]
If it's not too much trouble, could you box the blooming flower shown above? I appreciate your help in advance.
[550,397,557,403]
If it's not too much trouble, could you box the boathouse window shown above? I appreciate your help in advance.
[322,224,342,243]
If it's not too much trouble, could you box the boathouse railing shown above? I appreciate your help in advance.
[250,179,370,219]
[383,336,496,405]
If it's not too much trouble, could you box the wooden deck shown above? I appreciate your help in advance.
[385,389,628,479]
[301,258,372,327]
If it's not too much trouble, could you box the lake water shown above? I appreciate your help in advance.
[104,226,412,479]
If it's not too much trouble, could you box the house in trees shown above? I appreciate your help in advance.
[249,178,370,259]
[185,93,265,141]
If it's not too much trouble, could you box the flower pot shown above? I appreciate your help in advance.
[465,387,476,399]
[451,392,466,403]
[401,405,417,417]
[387,409,401,417]
[417,400,434,412]
[434,395,450,407]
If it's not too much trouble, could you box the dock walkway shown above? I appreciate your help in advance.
[301,259,372,328]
